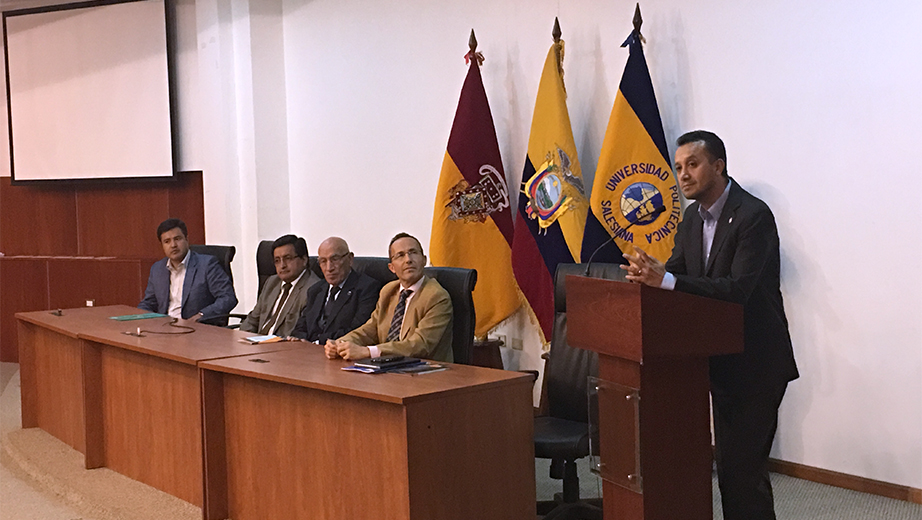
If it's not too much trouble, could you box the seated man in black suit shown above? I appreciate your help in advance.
[290,237,381,343]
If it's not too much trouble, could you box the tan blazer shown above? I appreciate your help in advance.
[239,271,319,336]
[340,276,453,362]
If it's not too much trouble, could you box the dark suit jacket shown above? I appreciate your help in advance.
[666,179,798,394]
[239,271,320,336]
[290,269,381,343]
[139,251,238,320]
[340,276,453,362]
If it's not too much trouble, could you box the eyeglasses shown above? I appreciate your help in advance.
[390,249,423,262]
[274,254,301,265]
[318,253,350,267]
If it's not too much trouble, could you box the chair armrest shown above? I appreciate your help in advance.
[197,313,247,329]
[519,369,540,385]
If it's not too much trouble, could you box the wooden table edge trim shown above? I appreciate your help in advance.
[197,363,534,405]
[15,312,82,338]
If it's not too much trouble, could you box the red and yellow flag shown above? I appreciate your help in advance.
[430,36,519,337]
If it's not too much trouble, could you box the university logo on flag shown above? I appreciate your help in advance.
[585,8,680,263]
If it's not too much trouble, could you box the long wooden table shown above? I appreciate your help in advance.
[199,348,535,520]
[17,306,536,520]
[16,305,296,507]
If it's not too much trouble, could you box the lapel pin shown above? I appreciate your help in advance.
[729,217,733,224]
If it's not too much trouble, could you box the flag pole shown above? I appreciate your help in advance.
[632,3,646,43]
[466,29,484,66]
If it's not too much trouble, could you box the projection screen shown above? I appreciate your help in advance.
[3,0,175,182]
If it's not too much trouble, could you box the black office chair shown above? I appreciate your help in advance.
[190,244,236,285]
[189,244,236,326]
[423,266,477,365]
[535,262,626,520]
[201,240,293,328]
[255,239,279,295]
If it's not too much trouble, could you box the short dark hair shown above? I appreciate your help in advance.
[157,218,187,241]
[272,234,308,257]
[676,130,728,178]
[389,232,424,258]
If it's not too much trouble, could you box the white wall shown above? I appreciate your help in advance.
[5,0,921,489]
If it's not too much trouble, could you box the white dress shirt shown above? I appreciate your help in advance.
[166,252,190,318]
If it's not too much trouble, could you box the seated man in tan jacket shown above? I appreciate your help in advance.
[326,233,453,362]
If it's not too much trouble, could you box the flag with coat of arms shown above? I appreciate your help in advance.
[581,6,681,264]
[430,31,520,337]
[511,19,588,344]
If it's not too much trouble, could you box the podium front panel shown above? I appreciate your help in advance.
[590,377,642,493]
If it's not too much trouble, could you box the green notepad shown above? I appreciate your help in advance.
[109,313,168,321]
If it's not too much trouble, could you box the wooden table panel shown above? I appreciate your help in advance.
[17,321,86,453]
[223,374,411,520]
[202,348,535,520]
[95,343,204,506]
[405,381,534,519]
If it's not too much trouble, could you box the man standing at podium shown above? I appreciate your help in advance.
[622,130,798,520]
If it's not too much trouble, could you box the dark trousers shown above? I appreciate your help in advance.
[712,382,788,520]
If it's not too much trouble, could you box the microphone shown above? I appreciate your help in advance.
[583,204,666,276]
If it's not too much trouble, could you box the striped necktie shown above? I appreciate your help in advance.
[386,289,413,342]
[261,282,292,335]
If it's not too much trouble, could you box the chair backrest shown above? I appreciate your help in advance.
[545,263,626,423]
[308,256,397,287]
[256,240,278,296]
[423,266,477,365]
[352,257,398,286]
[189,244,236,286]
[309,255,477,364]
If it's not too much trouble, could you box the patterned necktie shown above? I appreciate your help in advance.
[386,289,413,343]
[261,282,292,334]
[319,285,340,330]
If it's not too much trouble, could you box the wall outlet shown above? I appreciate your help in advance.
[510,338,524,350]
[86,299,95,307]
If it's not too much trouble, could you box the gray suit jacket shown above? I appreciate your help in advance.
[239,271,319,336]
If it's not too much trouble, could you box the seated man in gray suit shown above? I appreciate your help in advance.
[240,234,319,336]
[290,237,381,343]
[140,218,237,321]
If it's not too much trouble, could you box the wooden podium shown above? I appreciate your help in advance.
[565,275,743,520]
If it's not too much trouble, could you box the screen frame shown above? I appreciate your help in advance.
[2,0,179,185]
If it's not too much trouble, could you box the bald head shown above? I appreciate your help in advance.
[317,237,354,286]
